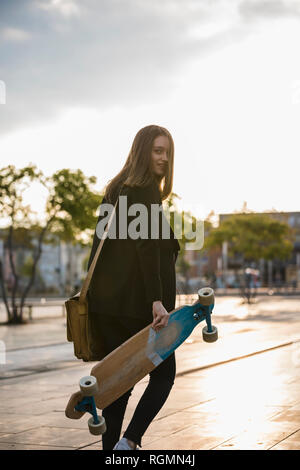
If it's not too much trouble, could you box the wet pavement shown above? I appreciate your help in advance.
[0,295,299,450]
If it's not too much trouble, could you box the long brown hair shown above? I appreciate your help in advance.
[104,125,174,204]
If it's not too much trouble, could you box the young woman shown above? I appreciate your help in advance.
[87,124,180,450]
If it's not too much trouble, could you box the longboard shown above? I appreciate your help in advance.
[65,287,218,435]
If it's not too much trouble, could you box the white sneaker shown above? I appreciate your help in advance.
[113,438,139,450]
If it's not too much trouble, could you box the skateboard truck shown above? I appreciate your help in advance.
[65,376,107,435]
[193,287,218,343]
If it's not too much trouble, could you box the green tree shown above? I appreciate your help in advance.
[204,213,294,301]
[0,165,101,324]
[163,193,209,293]
[205,213,293,262]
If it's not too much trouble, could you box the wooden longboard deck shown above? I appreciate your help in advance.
[90,302,206,410]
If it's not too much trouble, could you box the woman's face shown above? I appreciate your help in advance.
[150,135,170,178]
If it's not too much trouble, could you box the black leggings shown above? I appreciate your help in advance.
[96,315,176,449]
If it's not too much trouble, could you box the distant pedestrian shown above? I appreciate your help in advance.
[87,125,180,450]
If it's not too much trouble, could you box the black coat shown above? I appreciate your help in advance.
[87,180,180,330]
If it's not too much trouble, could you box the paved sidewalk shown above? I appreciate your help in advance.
[0,296,299,450]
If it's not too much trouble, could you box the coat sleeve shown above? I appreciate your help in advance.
[128,182,163,303]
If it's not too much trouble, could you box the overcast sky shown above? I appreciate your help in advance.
[1,0,300,220]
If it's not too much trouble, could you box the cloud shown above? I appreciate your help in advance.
[1,0,300,136]
[239,0,300,21]
[1,26,32,41]
[35,0,81,17]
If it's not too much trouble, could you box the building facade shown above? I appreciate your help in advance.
[182,211,300,290]
[0,230,90,296]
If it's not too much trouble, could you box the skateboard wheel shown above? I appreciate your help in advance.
[198,287,214,306]
[65,391,85,420]
[65,407,84,420]
[202,325,218,343]
[79,376,99,396]
[88,416,106,435]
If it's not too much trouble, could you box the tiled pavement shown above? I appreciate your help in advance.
[0,296,300,450]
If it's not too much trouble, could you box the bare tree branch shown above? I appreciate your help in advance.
[19,217,55,318]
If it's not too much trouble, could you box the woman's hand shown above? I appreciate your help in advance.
[151,300,170,332]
